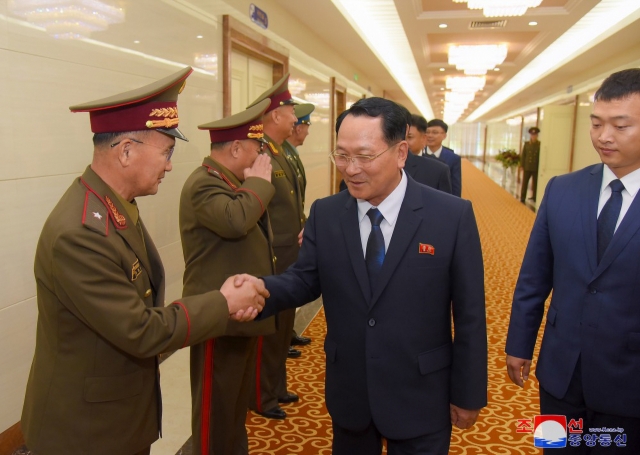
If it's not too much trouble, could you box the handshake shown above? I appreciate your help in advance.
[220,274,267,321]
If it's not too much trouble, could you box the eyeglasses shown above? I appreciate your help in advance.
[330,142,400,169]
[111,138,175,162]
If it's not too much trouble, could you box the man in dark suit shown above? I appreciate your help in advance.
[425,119,462,197]
[506,68,640,453]
[242,97,487,454]
[21,67,266,455]
[406,114,452,194]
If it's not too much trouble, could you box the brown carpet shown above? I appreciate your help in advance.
[246,160,544,454]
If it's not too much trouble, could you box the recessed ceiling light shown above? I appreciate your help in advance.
[440,87,445,90]
[494,67,500,71]
[196,35,203,39]
[529,21,538,26]
[439,23,447,28]
[133,40,140,44]
[439,68,445,72]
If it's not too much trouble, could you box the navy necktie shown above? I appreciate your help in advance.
[365,208,385,288]
[597,179,624,263]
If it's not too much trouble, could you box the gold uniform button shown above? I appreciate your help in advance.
[144,289,152,297]
[290,190,294,195]
[273,256,277,262]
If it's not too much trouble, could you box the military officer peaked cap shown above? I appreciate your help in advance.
[528,127,540,134]
[198,98,271,144]
[247,72,297,113]
[294,103,315,125]
[69,66,193,141]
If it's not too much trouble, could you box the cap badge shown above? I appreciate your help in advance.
[105,195,127,227]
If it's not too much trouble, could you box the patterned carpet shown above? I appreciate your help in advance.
[246,160,544,454]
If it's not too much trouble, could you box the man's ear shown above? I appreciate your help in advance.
[115,139,132,168]
[231,140,241,158]
[397,141,409,168]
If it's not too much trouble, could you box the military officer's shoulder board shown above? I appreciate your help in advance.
[202,164,238,190]
[267,141,279,156]
[80,178,128,236]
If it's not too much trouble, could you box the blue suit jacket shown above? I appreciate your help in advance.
[506,164,640,418]
[263,175,487,438]
[429,147,461,197]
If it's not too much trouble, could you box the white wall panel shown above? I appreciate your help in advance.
[0,298,37,433]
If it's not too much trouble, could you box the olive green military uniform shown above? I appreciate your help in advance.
[180,156,276,455]
[520,140,541,202]
[250,134,305,412]
[22,167,230,455]
[283,140,307,210]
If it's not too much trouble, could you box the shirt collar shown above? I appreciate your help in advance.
[601,165,640,199]
[357,170,407,226]
[426,145,443,158]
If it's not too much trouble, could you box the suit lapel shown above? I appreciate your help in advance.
[581,165,601,275]
[592,175,640,280]
[371,180,422,306]
[340,197,371,302]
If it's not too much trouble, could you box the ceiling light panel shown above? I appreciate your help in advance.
[449,44,507,75]
[467,0,640,121]
[331,0,433,119]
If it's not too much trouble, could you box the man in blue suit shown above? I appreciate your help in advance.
[506,68,640,453]
[241,97,487,454]
[425,119,462,197]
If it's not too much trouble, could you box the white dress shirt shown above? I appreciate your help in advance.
[598,165,640,232]
[357,170,408,257]
[425,146,443,159]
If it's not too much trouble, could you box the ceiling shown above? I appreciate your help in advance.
[270,0,640,123]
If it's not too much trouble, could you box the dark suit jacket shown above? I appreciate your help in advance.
[506,164,640,418]
[405,152,452,194]
[428,146,461,197]
[262,175,487,439]
[22,167,230,455]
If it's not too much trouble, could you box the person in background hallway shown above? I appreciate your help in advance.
[520,126,541,203]
[247,74,305,420]
[284,103,316,349]
[21,67,267,455]
[180,99,277,455]
[506,68,640,454]
[406,113,453,194]
[244,97,487,454]
[425,119,462,197]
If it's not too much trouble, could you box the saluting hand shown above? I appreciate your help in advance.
[244,153,272,182]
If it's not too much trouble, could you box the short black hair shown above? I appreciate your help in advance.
[409,114,428,133]
[427,119,448,133]
[594,68,640,102]
[336,97,410,145]
[93,130,150,148]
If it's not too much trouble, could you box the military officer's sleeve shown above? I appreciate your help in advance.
[191,176,275,238]
[50,227,229,358]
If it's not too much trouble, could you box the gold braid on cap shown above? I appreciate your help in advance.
[247,132,264,139]
[149,107,178,118]
[248,124,263,131]
[146,118,180,128]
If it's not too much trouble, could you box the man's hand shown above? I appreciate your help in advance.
[506,355,531,388]
[450,404,481,430]
[244,153,272,182]
[298,228,304,247]
[220,274,269,319]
